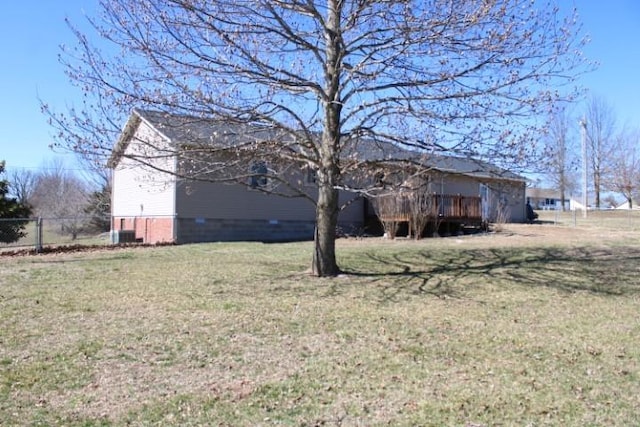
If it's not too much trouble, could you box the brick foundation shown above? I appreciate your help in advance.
[112,216,363,244]
[112,217,174,244]
[175,218,315,243]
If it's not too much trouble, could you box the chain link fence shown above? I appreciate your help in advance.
[536,209,640,231]
[3,210,640,252]
[0,216,111,252]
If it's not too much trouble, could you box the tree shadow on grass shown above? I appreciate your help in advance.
[336,246,640,302]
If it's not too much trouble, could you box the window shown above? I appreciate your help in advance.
[249,161,268,188]
[305,167,318,185]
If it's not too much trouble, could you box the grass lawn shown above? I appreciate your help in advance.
[1,223,639,426]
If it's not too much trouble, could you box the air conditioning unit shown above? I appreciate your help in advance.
[110,229,137,244]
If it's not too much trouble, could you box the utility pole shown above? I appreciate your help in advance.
[580,117,588,218]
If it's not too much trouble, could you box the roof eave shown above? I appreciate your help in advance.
[107,111,143,168]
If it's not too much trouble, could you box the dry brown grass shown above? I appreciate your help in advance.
[1,221,640,426]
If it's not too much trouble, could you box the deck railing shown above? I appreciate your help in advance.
[373,193,482,223]
[438,194,482,220]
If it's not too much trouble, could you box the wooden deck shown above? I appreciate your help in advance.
[375,194,482,224]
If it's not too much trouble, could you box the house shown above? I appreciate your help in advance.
[108,109,365,244]
[526,188,569,210]
[109,109,527,244]
[615,201,640,210]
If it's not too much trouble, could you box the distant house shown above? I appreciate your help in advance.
[569,198,586,211]
[526,188,569,210]
[109,109,527,244]
[615,201,640,210]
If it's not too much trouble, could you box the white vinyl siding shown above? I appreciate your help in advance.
[112,121,177,217]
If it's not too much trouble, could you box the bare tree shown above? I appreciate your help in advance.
[543,105,578,211]
[607,130,640,209]
[409,191,433,240]
[74,154,112,233]
[45,0,588,276]
[584,96,618,208]
[31,159,90,240]
[73,149,112,194]
[9,168,38,206]
[370,194,402,239]
[405,178,438,240]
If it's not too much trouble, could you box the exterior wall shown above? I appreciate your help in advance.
[338,192,366,225]
[112,214,363,245]
[111,120,178,243]
[174,180,365,241]
[111,120,177,218]
[112,216,174,243]
[484,180,526,223]
[429,173,526,223]
[111,179,365,244]
[175,180,316,220]
[431,174,479,196]
[175,218,316,243]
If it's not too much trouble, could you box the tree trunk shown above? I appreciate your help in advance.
[593,170,601,209]
[559,170,566,212]
[312,181,340,276]
[311,0,342,277]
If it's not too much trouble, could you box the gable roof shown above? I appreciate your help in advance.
[344,137,524,182]
[134,109,288,145]
[526,188,563,199]
[108,109,288,167]
[428,156,523,181]
[110,109,525,182]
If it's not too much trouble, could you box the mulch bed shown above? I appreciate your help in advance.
[0,242,175,257]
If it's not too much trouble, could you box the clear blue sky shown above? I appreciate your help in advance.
[1,1,639,174]
[0,1,99,172]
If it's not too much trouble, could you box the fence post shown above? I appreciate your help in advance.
[35,217,43,253]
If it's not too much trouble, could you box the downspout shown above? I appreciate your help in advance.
[522,182,527,222]
[110,167,117,244]
[172,154,178,243]
[110,171,115,232]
